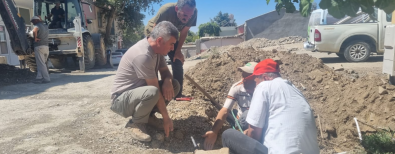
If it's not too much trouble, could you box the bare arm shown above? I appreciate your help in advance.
[145,78,173,137]
[32,27,40,42]
[176,26,190,53]
[246,124,263,142]
[159,66,173,81]
[211,108,229,133]
[158,66,174,101]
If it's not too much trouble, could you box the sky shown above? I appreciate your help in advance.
[142,0,321,33]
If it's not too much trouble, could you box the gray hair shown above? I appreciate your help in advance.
[177,0,196,9]
[258,72,281,79]
[149,21,179,41]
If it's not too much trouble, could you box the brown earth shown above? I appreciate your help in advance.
[183,46,395,153]
[0,64,36,87]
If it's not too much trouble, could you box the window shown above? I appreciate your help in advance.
[98,12,102,28]
[19,8,31,25]
[0,26,7,54]
[386,13,392,22]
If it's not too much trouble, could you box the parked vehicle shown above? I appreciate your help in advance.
[304,8,393,62]
[165,55,171,64]
[115,49,127,54]
[111,52,123,65]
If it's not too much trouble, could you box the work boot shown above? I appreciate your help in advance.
[127,122,151,142]
[147,115,163,130]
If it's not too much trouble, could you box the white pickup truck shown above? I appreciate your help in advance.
[304,8,393,62]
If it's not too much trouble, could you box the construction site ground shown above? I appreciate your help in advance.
[0,40,390,154]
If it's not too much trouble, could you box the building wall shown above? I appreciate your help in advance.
[199,38,243,53]
[219,27,237,36]
[244,9,285,41]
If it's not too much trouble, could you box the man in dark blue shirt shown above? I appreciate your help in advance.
[47,1,64,28]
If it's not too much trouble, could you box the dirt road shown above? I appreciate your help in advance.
[0,46,385,153]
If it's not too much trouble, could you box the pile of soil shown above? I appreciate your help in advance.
[0,64,35,87]
[183,46,395,152]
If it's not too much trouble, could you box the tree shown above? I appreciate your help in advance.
[185,30,199,43]
[267,0,395,19]
[210,11,237,27]
[94,0,162,45]
[198,22,221,37]
[122,24,145,48]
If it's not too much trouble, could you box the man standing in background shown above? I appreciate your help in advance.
[145,0,197,99]
[31,16,50,84]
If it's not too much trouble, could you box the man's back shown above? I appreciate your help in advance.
[247,78,319,154]
[34,23,48,47]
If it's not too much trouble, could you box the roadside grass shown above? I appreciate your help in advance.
[361,130,395,154]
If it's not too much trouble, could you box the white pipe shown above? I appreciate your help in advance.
[354,117,363,141]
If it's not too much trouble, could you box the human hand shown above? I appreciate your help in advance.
[202,131,218,150]
[35,38,41,42]
[173,51,185,65]
[161,79,174,101]
[163,116,174,137]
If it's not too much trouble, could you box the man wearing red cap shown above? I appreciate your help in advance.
[221,59,319,154]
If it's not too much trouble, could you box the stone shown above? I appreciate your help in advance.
[155,133,164,142]
[195,148,229,154]
[0,56,7,64]
[324,85,330,89]
[378,87,388,95]
[151,140,162,149]
[272,49,278,53]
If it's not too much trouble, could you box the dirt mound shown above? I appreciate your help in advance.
[183,47,395,153]
[0,64,35,87]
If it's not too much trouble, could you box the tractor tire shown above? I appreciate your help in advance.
[49,56,66,69]
[25,55,37,72]
[83,34,96,69]
[343,41,371,62]
[91,34,107,66]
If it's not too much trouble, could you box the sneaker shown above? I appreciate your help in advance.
[147,115,163,130]
[128,122,151,142]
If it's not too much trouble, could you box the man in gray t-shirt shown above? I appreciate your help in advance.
[31,16,50,84]
[111,21,180,142]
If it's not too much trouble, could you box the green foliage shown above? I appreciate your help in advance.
[210,11,236,27]
[198,22,221,37]
[94,0,161,45]
[269,0,395,19]
[361,130,395,154]
[185,30,199,43]
[122,24,145,48]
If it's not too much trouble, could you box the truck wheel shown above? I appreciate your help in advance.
[83,34,95,69]
[49,56,66,69]
[91,34,107,66]
[344,41,371,62]
[25,55,37,72]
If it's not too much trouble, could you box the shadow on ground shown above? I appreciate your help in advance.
[0,73,112,100]
[143,115,225,153]
[320,56,383,63]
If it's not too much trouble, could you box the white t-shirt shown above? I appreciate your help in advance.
[223,80,252,117]
[246,78,320,154]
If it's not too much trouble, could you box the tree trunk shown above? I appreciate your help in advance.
[105,8,116,46]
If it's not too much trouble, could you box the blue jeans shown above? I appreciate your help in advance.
[167,41,184,98]
[222,129,267,154]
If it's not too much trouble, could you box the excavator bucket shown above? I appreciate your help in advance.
[0,0,30,55]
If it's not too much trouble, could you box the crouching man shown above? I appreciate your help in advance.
[110,21,180,142]
[222,59,320,154]
[202,62,257,150]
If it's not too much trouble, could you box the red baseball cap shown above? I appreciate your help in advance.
[244,59,280,81]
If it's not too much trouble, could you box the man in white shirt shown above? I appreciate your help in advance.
[202,62,257,150]
[222,59,320,154]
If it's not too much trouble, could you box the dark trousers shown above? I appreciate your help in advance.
[227,110,249,131]
[167,41,184,97]
[222,129,267,154]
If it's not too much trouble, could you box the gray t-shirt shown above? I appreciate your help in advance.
[33,22,49,47]
[111,38,167,100]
